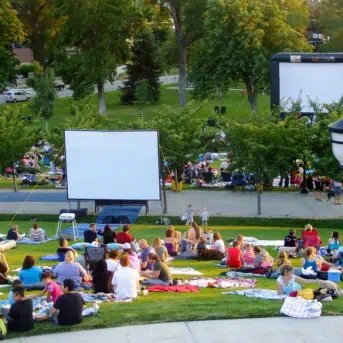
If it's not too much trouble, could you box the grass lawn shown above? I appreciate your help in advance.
[0,220,342,338]
[1,86,270,129]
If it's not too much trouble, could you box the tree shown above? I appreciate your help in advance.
[55,0,134,115]
[31,72,56,128]
[189,0,312,114]
[11,0,63,67]
[121,30,162,105]
[0,1,24,47]
[0,106,37,191]
[318,0,343,51]
[164,0,208,107]
[0,48,19,90]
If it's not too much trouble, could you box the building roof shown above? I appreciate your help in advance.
[13,47,34,64]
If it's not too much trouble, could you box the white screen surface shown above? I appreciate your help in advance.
[279,62,343,112]
[65,130,160,200]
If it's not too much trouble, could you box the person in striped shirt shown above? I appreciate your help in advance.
[29,223,45,242]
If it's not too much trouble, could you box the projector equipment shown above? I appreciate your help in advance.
[56,212,79,241]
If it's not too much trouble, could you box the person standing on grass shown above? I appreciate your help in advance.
[183,204,194,225]
[50,279,85,326]
[333,179,342,205]
[200,208,209,227]
[7,286,34,332]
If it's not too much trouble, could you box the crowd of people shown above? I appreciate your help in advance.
[1,220,342,333]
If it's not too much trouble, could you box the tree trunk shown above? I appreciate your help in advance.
[162,176,167,214]
[178,45,187,107]
[257,189,262,215]
[245,80,257,115]
[97,82,106,115]
[12,165,17,193]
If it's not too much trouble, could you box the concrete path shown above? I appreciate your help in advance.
[8,317,343,342]
[0,189,343,219]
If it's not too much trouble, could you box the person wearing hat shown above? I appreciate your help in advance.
[123,243,140,272]
[141,252,172,285]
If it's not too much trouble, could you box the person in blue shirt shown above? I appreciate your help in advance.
[19,256,43,289]
[328,232,340,253]
[7,280,23,305]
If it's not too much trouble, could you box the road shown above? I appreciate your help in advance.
[1,189,343,218]
[0,75,179,104]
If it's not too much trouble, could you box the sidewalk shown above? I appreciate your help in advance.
[8,317,343,342]
[0,190,343,219]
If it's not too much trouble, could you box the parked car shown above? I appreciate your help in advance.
[5,90,31,103]
[53,80,65,91]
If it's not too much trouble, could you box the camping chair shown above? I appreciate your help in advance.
[301,229,322,249]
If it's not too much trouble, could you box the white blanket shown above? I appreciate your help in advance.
[245,237,284,247]
[169,268,203,276]
[224,289,285,300]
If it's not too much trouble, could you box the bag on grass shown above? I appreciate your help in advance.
[280,296,322,319]
[298,289,314,300]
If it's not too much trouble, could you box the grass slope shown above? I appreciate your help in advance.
[1,221,342,338]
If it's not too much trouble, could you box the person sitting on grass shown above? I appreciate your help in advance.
[0,252,9,284]
[106,249,120,273]
[7,224,23,241]
[7,286,34,332]
[123,243,141,271]
[138,239,154,270]
[56,237,76,262]
[54,251,89,288]
[253,246,273,270]
[141,252,173,285]
[164,227,179,256]
[227,241,242,268]
[29,223,45,242]
[19,255,43,289]
[34,271,63,303]
[211,232,225,258]
[50,279,85,326]
[242,244,255,267]
[328,231,340,254]
[83,223,98,244]
[300,247,336,274]
[116,224,134,244]
[112,253,140,301]
[284,228,298,247]
[235,234,245,250]
[267,251,292,279]
[152,237,168,262]
[277,265,302,295]
[92,259,113,294]
[98,224,116,245]
[7,280,23,305]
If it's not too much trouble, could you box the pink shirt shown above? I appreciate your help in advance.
[242,251,255,266]
[47,281,63,302]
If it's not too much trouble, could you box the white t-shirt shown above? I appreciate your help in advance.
[106,259,120,273]
[200,210,209,221]
[112,266,140,300]
[213,239,225,254]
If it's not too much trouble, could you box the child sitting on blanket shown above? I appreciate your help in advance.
[253,246,273,269]
[33,271,63,303]
[235,235,245,250]
[267,251,292,278]
[277,265,302,295]
[242,244,255,267]
[7,279,23,305]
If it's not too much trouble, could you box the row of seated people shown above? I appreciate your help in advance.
[6,224,47,242]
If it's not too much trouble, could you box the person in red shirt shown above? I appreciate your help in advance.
[116,225,134,244]
[227,241,242,268]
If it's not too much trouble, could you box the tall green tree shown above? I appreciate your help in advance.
[162,0,208,107]
[0,48,19,90]
[0,1,24,46]
[189,0,312,114]
[0,106,37,191]
[121,30,162,105]
[11,0,63,66]
[318,0,343,51]
[55,0,134,115]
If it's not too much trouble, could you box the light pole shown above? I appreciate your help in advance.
[329,119,343,166]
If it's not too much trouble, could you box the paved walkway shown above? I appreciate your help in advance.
[8,317,343,342]
[0,189,343,219]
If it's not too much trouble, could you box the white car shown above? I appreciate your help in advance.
[5,90,31,103]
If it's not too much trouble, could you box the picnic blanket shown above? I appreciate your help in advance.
[80,292,133,303]
[244,237,284,247]
[169,268,203,276]
[147,285,199,293]
[40,254,59,261]
[224,288,285,300]
[187,277,257,289]
[17,238,54,245]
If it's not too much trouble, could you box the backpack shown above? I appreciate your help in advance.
[85,245,107,265]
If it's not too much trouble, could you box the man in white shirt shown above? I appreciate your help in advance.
[112,253,140,300]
